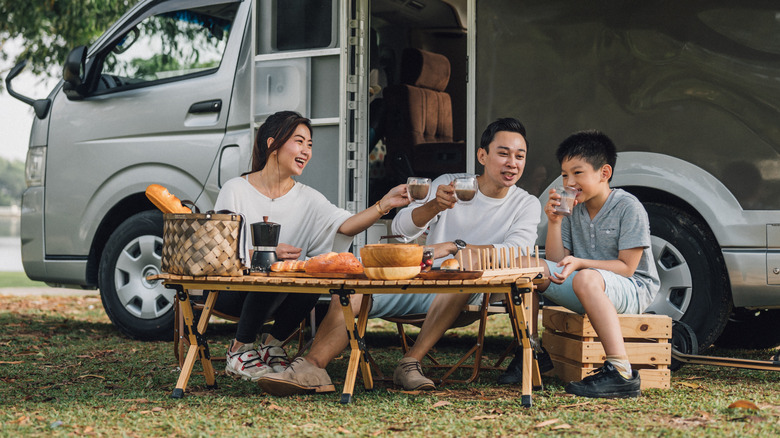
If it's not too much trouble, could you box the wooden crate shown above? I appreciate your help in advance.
[542,306,672,389]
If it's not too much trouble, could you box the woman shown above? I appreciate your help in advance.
[214,110,409,382]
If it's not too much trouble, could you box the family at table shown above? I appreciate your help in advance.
[208,110,660,400]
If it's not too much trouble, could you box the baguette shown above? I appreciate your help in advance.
[305,252,363,274]
[270,260,306,272]
[145,184,191,214]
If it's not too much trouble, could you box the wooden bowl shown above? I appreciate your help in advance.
[364,266,421,280]
[360,244,423,267]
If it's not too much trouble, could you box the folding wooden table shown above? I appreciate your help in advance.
[151,268,543,405]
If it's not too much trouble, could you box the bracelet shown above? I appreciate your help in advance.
[374,201,390,216]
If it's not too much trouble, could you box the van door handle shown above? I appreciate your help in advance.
[188,99,222,114]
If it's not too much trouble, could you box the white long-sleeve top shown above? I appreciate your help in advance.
[215,176,353,259]
[391,173,541,265]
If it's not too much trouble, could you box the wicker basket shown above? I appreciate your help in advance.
[162,212,246,277]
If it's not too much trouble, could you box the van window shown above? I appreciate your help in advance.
[256,0,335,54]
[276,0,333,50]
[96,4,239,92]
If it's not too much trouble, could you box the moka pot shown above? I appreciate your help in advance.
[250,216,280,273]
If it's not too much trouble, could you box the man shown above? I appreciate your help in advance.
[259,118,541,395]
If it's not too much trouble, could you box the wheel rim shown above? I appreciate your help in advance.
[646,235,693,321]
[113,234,173,319]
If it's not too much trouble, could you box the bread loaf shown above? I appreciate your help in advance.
[145,184,191,214]
[270,260,306,272]
[305,252,364,274]
[440,258,460,271]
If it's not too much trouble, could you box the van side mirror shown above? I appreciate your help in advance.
[63,46,88,100]
[4,59,52,119]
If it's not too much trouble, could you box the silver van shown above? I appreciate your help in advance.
[8,0,780,349]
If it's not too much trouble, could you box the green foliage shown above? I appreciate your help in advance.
[0,272,46,288]
[0,156,25,206]
[0,0,135,84]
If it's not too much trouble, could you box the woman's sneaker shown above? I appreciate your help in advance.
[565,361,641,398]
[257,343,290,373]
[225,340,271,381]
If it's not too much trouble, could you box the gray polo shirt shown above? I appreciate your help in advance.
[562,189,660,311]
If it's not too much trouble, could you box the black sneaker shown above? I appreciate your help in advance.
[565,361,641,398]
[497,346,554,385]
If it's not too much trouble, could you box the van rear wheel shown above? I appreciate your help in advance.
[643,203,732,351]
[98,210,174,340]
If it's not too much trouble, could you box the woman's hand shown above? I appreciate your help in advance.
[276,243,302,261]
[377,184,411,212]
[550,255,580,284]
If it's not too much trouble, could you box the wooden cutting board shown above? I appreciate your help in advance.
[415,269,483,280]
[259,272,367,279]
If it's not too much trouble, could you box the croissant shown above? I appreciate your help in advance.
[305,252,364,274]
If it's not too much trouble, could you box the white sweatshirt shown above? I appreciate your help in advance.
[391,173,541,265]
[215,176,353,258]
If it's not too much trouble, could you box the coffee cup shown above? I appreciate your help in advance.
[454,176,478,205]
[407,177,431,203]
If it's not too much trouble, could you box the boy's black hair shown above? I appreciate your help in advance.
[555,130,617,181]
[480,118,528,152]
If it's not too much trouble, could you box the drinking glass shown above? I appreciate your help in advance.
[407,177,431,204]
[553,186,577,216]
[454,176,478,205]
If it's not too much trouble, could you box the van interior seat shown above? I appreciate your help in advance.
[383,48,465,180]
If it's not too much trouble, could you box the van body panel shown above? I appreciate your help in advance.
[42,0,248,257]
[727,250,780,307]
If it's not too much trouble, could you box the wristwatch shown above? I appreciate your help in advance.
[453,239,467,251]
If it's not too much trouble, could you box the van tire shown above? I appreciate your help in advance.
[98,210,173,341]
[643,203,732,351]
[714,308,780,349]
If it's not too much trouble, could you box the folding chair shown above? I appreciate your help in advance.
[373,292,515,384]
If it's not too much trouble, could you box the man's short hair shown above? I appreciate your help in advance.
[556,130,617,181]
[480,118,528,152]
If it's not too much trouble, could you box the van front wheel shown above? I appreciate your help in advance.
[98,210,174,340]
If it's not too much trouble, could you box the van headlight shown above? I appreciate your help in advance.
[25,146,46,187]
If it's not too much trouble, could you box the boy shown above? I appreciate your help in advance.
[535,130,659,398]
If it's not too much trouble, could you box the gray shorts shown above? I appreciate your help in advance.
[369,292,483,318]
[540,259,642,314]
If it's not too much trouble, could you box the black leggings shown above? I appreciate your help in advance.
[214,291,320,344]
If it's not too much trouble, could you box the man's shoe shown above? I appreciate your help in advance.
[257,343,289,373]
[258,357,336,396]
[225,340,271,382]
[497,346,554,385]
[565,361,641,398]
[393,357,435,391]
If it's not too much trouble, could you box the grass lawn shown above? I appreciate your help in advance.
[0,293,778,437]
[0,271,47,288]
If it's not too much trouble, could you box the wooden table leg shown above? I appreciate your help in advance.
[356,294,374,391]
[336,290,373,404]
[507,281,540,407]
[169,285,217,398]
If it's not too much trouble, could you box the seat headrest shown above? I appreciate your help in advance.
[400,48,451,92]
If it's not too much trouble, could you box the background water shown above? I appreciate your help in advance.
[0,216,23,272]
